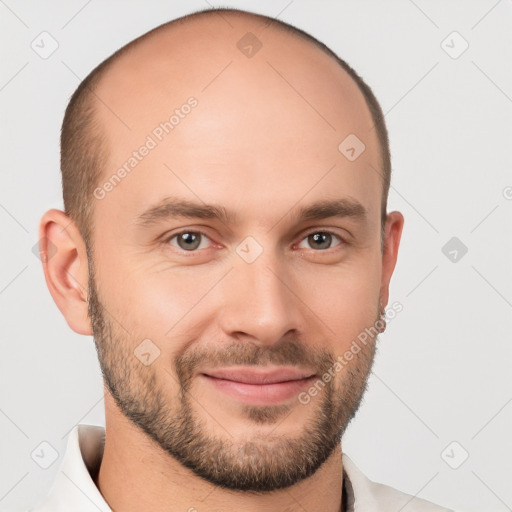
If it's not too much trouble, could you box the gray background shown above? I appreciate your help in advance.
[1,1,511,511]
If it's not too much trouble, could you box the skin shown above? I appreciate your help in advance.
[39,11,403,512]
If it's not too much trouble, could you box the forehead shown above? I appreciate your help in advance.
[91,17,382,227]
[95,16,377,146]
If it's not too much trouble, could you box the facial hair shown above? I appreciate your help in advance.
[87,256,379,492]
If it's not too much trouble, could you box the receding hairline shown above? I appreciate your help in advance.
[61,7,390,247]
[91,8,377,102]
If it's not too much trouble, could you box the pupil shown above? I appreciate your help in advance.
[179,232,200,250]
[310,232,331,250]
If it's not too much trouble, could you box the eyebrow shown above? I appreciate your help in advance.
[136,196,367,228]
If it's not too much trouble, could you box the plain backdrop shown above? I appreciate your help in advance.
[1,1,511,511]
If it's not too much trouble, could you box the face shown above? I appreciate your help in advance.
[86,21,391,492]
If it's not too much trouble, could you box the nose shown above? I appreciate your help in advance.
[217,248,303,346]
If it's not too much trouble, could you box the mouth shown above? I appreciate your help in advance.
[199,366,317,406]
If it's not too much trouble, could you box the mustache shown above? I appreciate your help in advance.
[174,338,336,387]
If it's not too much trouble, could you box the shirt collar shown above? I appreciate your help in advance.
[32,423,437,512]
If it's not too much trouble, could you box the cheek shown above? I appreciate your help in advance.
[93,227,383,355]
[295,256,381,346]
[95,254,222,344]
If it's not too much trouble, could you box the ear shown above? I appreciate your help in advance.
[38,209,92,335]
[379,211,404,310]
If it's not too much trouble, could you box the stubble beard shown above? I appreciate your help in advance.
[87,258,378,492]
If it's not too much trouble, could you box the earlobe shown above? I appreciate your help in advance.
[39,209,93,335]
[379,211,404,310]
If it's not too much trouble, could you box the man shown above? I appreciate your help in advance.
[32,7,453,512]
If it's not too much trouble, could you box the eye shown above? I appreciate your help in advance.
[297,231,343,251]
[167,231,211,251]
[164,229,343,254]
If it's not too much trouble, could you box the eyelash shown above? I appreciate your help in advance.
[163,229,345,254]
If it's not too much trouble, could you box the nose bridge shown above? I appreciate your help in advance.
[218,244,299,343]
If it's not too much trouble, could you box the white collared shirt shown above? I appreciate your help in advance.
[29,424,454,511]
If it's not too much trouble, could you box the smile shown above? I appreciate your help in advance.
[200,367,316,406]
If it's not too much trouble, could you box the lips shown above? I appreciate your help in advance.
[203,367,315,384]
[200,366,316,405]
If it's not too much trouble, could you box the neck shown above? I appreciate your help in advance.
[96,395,344,512]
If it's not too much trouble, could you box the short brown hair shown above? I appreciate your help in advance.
[61,8,391,246]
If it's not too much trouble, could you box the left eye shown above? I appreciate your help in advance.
[168,231,211,251]
[297,232,342,251]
